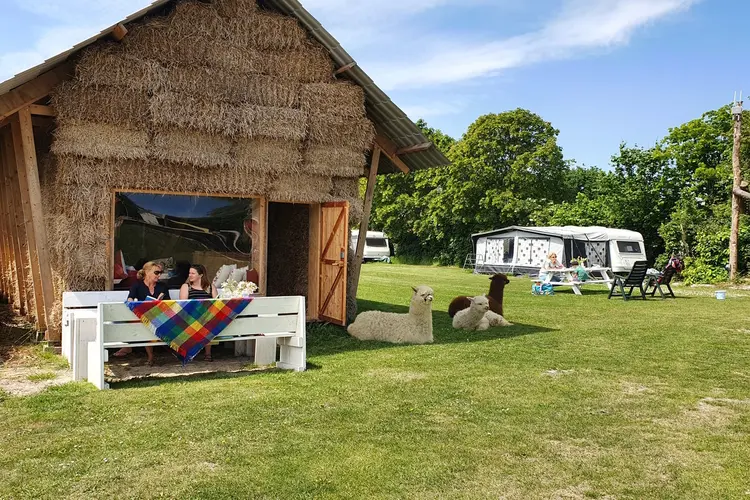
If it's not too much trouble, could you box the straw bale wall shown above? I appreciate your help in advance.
[44,0,371,331]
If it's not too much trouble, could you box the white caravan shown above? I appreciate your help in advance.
[471,225,646,275]
[350,230,392,262]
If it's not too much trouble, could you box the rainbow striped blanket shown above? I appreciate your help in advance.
[126,298,252,364]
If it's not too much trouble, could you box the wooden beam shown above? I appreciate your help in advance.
[0,63,72,121]
[350,147,381,300]
[2,129,30,315]
[112,23,129,42]
[334,62,357,75]
[395,142,432,155]
[253,198,268,296]
[307,203,321,321]
[374,134,410,173]
[0,140,12,300]
[29,104,56,117]
[12,107,55,337]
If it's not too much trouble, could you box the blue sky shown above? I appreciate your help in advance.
[0,0,746,169]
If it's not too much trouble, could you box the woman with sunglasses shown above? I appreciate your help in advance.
[113,261,169,364]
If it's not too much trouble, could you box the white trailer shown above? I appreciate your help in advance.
[471,226,646,275]
[350,230,393,262]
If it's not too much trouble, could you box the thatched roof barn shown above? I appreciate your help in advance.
[0,0,448,339]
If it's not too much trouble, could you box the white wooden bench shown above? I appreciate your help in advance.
[62,292,305,389]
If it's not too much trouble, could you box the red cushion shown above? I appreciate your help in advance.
[246,268,259,285]
[114,251,127,279]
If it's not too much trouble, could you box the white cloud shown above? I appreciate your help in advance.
[0,0,150,81]
[366,0,699,90]
[401,101,465,120]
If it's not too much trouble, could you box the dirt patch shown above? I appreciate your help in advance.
[366,368,427,382]
[621,381,655,395]
[543,369,575,377]
[0,366,72,397]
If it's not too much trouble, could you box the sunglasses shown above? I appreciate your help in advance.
[153,270,163,276]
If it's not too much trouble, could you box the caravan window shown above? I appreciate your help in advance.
[366,237,388,248]
[617,241,642,254]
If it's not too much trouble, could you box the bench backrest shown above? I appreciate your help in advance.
[98,296,304,345]
[63,290,181,309]
[622,260,649,285]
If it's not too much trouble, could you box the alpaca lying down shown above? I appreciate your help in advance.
[448,273,510,318]
[452,296,490,331]
[347,285,434,344]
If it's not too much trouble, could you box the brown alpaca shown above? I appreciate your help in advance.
[448,273,510,318]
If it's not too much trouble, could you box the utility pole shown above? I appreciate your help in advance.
[729,93,743,281]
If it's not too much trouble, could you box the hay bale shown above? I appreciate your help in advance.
[235,138,303,173]
[307,113,375,151]
[53,81,150,128]
[269,174,333,203]
[162,66,300,108]
[75,44,166,91]
[152,129,233,167]
[237,105,307,140]
[214,0,257,19]
[125,21,210,67]
[169,1,228,40]
[276,45,334,83]
[300,83,366,118]
[303,146,366,177]
[52,121,150,160]
[150,91,239,135]
[330,177,361,199]
[228,10,307,52]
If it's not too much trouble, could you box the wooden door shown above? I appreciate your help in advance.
[319,202,348,325]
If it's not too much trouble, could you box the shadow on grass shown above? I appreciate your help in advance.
[110,366,288,390]
[307,299,556,358]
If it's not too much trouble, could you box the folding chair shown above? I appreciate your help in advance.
[646,261,679,299]
[607,260,649,300]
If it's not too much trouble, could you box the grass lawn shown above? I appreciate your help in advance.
[2,264,750,499]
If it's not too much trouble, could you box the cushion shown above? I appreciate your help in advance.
[213,264,236,288]
[231,266,248,283]
[114,250,127,280]
[246,268,259,285]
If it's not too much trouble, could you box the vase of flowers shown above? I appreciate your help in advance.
[219,278,258,299]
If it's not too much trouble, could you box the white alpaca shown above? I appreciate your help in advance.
[485,310,513,327]
[452,296,490,331]
[347,285,434,344]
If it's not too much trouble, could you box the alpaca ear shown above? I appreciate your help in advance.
[412,286,418,293]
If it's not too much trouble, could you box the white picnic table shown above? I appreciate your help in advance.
[536,266,616,295]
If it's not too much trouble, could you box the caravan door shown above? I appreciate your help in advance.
[516,238,550,267]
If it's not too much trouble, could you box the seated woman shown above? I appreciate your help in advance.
[179,264,218,361]
[114,261,169,365]
[539,252,564,282]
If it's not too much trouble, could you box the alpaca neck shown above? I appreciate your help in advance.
[488,283,505,301]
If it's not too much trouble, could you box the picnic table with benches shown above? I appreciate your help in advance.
[533,266,616,295]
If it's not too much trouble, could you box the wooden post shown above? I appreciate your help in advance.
[307,203,321,320]
[351,147,381,299]
[729,101,743,281]
[12,107,55,336]
[252,197,268,296]
[0,136,12,301]
[2,129,29,314]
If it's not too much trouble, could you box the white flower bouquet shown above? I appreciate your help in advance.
[219,278,258,299]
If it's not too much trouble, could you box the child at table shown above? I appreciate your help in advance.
[571,259,590,282]
[539,252,564,282]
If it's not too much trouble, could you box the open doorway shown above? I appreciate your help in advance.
[266,202,309,298]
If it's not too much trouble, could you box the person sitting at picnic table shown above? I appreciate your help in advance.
[539,252,564,282]
[179,264,218,361]
[113,261,169,365]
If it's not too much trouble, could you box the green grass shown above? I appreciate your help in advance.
[26,372,58,382]
[1,264,750,499]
